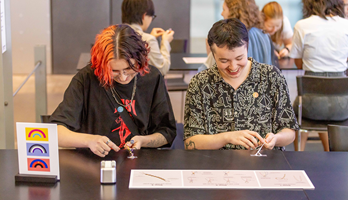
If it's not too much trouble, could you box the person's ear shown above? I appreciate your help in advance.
[210,47,215,58]
[142,13,146,20]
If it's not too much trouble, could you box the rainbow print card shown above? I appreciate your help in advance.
[16,122,60,179]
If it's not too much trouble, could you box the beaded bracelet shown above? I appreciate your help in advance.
[284,46,290,53]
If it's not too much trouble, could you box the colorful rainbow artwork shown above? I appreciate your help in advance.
[27,158,50,172]
[26,143,49,157]
[25,128,49,141]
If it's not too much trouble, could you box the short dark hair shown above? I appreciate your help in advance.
[302,0,345,19]
[121,0,155,25]
[207,18,249,53]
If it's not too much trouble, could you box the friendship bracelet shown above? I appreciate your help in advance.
[284,46,290,53]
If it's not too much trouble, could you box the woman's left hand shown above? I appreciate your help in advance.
[263,133,277,150]
[125,136,142,150]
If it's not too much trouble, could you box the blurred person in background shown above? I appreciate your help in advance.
[344,0,348,18]
[290,0,348,151]
[200,0,276,72]
[122,0,175,75]
[262,1,293,58]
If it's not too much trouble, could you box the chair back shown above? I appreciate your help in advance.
[296,75,348,96]
[328,125,348,151]
[295,75,348,129]
[40,115,51,123]
[170,123,185,149]
[166,78,188,92]
[170,39,188,53]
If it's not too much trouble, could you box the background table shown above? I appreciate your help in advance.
[77,53,206,71]
[278,57,297,70]
[169,53,205,71]
[77,53,297,71]
[170,54,298,71]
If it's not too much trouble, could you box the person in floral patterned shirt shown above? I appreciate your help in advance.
[184,18,299,151]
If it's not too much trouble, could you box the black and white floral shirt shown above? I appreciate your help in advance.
[184,58,299,150]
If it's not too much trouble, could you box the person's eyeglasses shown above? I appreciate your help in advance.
[112,68,136,76]
[152,15,157,21]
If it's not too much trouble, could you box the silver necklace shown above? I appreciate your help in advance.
[110,75,137,109]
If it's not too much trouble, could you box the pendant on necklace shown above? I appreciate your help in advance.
[117,106,124,113]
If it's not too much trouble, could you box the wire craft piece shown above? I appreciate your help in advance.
[250,143,267,157]
[143,172,169,182]
[293,175,302,182]
[125,140,137,159]
[205,178,213,183]
[242,178,251,183]
[259,172,269,177]
[224,178,231,183]
[275,174,287,181]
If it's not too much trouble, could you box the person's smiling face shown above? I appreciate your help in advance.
[109,59,137,84]
[264,17,282,35]
[212,43,249,80]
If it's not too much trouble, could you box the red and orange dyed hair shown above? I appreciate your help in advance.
[91,24,149,88]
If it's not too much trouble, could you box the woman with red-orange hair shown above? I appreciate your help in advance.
[49,24,176,157]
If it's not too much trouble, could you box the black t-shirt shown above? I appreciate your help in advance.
[49,65,176,148]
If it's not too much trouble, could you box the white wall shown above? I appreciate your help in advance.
[190,0,218,38]
[11,0,51,74]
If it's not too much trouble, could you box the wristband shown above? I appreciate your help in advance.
[284,47,290,53]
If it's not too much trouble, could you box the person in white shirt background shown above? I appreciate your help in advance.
[262,1,293,58]
[121,0,175,76]
[289,0,348,151]
[344,0,348,19]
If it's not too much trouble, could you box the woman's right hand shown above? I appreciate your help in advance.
[224,130,265,149]
[274,50,280,59]
[150,28,165,38]
[87,135,120,157]
[162,29,175,43]
[278,48,289,58]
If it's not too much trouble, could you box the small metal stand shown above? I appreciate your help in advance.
[127,148,137,159]
[126,140,137,159]
[250,143,267,157]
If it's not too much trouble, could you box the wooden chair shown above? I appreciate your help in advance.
[170,123,185,149]
[328,125,348,151]
[295,75,348,151]
[170,39,188,53]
